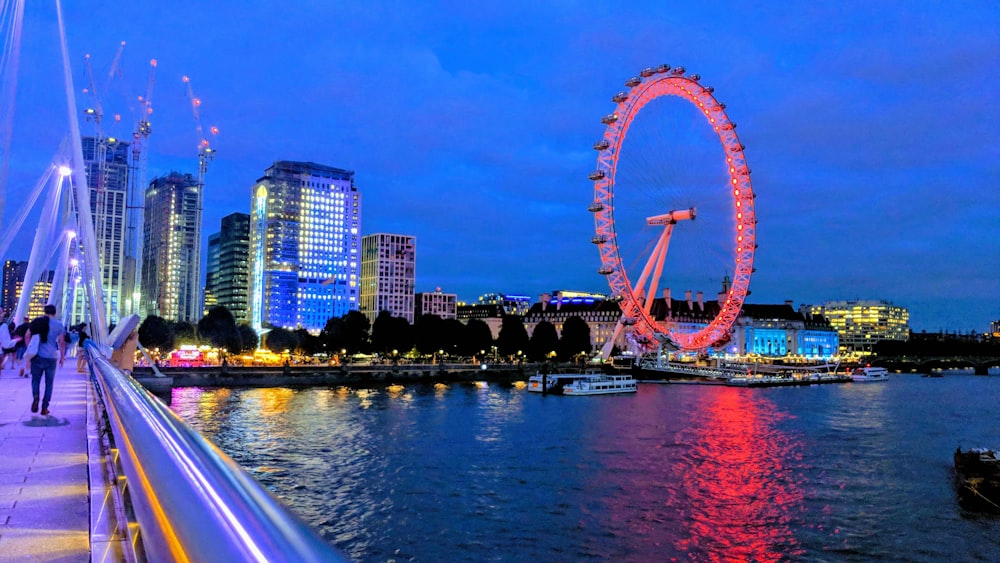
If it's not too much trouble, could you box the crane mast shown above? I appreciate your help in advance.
[182,75,216,320]
[79,41,125,324]
[124,58,156,316]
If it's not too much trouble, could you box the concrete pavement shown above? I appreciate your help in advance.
[0,360,92,561]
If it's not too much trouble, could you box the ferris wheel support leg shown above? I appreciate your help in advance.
[645,224,675,316]
[601,319,626,360]
[632,224,673,314]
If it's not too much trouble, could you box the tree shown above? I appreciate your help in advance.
[172,321,197,346]
[413,314,446,355]
[197,306,241,351]
[236,324,259,352]
[264,326,298,353]
[342,310,371,354]
[371,311,413,355]
[138,316,173,351]
[496,315,529,358]
[558,316,592,362]
[528,320,559,361]
[294,328,321,356]
[441,318,467,357]
[320,316,348,355]
[464,319,494,357]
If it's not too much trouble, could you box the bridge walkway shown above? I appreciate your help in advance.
[0,360,95,561]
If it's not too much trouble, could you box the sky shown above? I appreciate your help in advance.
[1,1,998,333]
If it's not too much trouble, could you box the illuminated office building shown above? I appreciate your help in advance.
[140,172,202,322]
[477,292,532,316]
[1,262,53,321]
[802,299,909,356]
[205,212,250,323]
[249,161,360,333]
[360,233,415,324]
[1,260,27,318]
[26,275,54,320]
[81,136,130,322]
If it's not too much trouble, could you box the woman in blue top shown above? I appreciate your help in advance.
[24,304,66,416]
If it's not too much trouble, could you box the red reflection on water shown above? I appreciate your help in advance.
[674,388,805,561]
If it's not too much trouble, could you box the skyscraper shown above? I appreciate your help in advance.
[360,233,416,324]
[249,161,360,333]
[204,232,221,314]
[81,136,130,322]
[140,172,202,322]
[1,260,27,318]
[205,212,250,323]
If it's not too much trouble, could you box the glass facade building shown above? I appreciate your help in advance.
[140,172,202,322]
[205,212,250,323]
[249,161,360,333]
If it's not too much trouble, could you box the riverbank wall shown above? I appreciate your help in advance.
[131,362,544,392]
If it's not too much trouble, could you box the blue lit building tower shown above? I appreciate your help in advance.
[249,161,360,333]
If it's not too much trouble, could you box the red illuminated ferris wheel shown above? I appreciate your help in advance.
[590,65,757,353]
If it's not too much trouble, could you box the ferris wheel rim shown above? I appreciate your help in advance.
[590,66,757,352]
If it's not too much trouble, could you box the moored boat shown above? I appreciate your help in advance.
[954,447,1000,512]
[562,374,637,396]
[527,373,595,394]
[851,366,889,382]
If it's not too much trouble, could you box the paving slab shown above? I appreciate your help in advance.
[0,360,91,562]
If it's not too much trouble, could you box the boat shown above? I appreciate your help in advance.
[954,447,1000,512]
[851,366,889,382]
[562,374,637,396]
[527,373,594,394]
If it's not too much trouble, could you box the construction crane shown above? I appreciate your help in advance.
[182,75,217,183]
[182,75,217,320]
[124,58,156,316]
[80,42,126,324]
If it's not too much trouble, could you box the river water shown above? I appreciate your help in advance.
[169,375,1000,562]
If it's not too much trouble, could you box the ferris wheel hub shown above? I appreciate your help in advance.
[647,208,696,226]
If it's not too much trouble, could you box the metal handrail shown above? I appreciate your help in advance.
[85,341,346,562]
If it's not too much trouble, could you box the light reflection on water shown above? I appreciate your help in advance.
[170,378,1000,562]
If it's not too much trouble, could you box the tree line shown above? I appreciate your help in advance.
[137,306,595,362]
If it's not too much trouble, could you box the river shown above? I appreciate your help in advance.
[169,374,1000,561]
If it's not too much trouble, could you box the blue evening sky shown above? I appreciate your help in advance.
[2,1,998,332]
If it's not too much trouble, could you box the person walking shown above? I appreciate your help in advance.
[24,304,66,416]
[76,324,90,373]
[13,316,30,377]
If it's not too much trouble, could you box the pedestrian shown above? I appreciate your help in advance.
[24,304,66,416]
[76,324,90,373]
[13,316,29,377]
[0,320,18,372]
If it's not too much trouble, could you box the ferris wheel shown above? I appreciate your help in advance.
[590,64,757,353]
